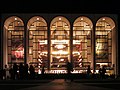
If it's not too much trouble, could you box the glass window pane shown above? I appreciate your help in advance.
[8,40,11,46]
[8,55,11,63]
[73,17,92,69]
[28,17,48,70]
[7,17,24,66]
[95,18,113,69]
[8,47,11,54]
[8,32,11,38]
[50,17,70,69]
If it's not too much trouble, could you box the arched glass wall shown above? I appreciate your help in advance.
[2,15,117,74]
[50,16,70,70]
[27,16,48,70]
[73,16,93,70]
[95,17,115,72]
[4,16,24,66]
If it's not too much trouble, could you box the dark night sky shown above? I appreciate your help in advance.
[0,0,120,14]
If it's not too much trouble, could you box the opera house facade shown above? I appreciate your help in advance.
[0,14,118,75]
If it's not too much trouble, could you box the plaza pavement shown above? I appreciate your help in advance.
[0,79,120,90]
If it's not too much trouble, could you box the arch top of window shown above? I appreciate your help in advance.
[27,16,47,30]
[96,17,115,30]
[73,16,93,30]
[4,16,24,30]
[50,16,70,30]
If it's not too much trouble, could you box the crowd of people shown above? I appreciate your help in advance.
[98,65,107,79]
[0,63,36,80]
[65,62,107,81]
[0,62,107,80]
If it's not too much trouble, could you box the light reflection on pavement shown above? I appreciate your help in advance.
[19,79,115,90]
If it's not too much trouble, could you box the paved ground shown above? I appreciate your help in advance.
[0,79,120,90]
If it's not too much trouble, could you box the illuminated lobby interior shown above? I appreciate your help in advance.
[1,14,118,75]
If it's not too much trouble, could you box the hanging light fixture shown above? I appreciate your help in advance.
[55,44,66,49]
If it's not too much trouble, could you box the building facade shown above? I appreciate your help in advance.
[0,14,118,75]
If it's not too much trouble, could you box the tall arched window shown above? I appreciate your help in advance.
[4,16,24,66]
[27,16,48,70]
[73,16,93,70]
[95,17,115,71]
[50,16,70,69]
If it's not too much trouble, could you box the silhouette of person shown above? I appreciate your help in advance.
[13,63,18,80]
[41,65,45,75]
[87,65,91,79]
[29,65,35,79]
[99,68,102,79]
[3,65,9,80]
[3,65,7,80]
[9,66,14,80]
[19,63,24,80]
[24,64,29,80]
[66,61,73,81]
[87,65,91,73]
[101,65,106,79]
